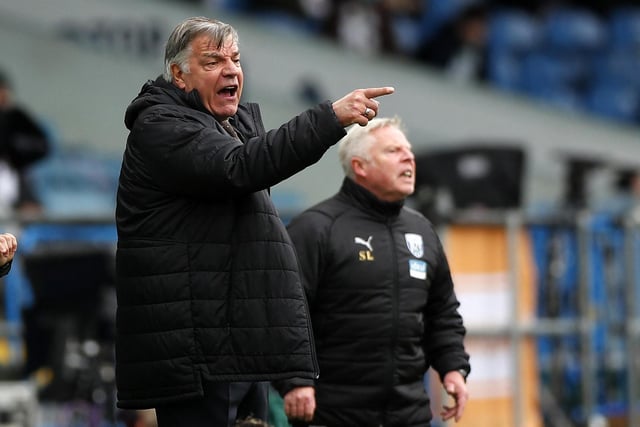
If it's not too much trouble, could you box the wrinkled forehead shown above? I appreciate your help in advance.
[372,126,412,149]
[192,33,238,54]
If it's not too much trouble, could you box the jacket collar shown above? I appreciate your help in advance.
[125,76,212,130]
[338,177,404,219]
[152,76,210,114]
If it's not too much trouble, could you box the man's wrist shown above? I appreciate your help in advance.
[457,368,468,382]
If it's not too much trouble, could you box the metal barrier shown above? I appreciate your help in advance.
[440,208,640,427]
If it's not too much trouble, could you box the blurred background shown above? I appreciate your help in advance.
[1,0,640,426]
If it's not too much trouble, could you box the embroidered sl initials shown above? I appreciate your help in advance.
[355,236,374,261]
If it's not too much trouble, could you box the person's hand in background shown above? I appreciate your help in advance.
[0,233,17,266]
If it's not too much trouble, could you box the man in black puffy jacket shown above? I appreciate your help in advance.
[280,117,470,427]
[115,16,394,427]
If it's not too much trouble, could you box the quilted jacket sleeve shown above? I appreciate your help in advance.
[127,102,345,199]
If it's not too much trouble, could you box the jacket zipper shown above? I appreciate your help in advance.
[384,220,400,425]
[302,289,320,378]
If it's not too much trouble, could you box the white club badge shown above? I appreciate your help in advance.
[404,233,424,258]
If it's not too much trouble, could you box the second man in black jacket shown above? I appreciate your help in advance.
[280,117,470,427]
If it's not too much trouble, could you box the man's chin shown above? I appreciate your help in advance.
[400,183,415,194]
[213,106,239,120]
[402,187,415,198]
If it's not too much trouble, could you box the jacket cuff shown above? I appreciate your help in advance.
[272,377,315,397]
[0,260,12,278]
[315,101,347,148]
[437,362,471,383]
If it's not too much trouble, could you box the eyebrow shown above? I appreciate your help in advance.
[388,142,412,149]
[202,51,240,59]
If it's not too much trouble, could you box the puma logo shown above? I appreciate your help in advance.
[354,236,373,252]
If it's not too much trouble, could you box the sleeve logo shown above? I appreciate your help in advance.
[404,233,424,258]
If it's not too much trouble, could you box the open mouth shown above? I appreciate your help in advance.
[401,170,413,178]
[219,85,238,97]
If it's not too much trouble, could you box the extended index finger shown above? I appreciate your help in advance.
[363,86,395,100]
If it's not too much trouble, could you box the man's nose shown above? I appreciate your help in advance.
[222,60,240,75]
[403,148,415,161]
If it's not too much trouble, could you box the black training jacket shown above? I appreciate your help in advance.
[283,177,470,427]
[115,77,345,409]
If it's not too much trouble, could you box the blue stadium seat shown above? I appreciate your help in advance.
[609,6,640,50]
[416,0,478,42]
[488,9,542,53]
[520,52,589,95]
[391,14,423,55]
[30,148,120,218]
[486,9,541,92]
[487,50,524,91]
[543,7,607,52]
[515,52,587,112]
[591,49,640,89]
[585,81,640,123]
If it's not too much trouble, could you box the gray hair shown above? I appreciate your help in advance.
[163,17,239,82]
[338,116,404,179]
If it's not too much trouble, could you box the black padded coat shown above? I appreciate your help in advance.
[282,178,470,427]
[115,77,345,409]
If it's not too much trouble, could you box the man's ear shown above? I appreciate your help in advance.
[171,64,186,89]
[352,158,366,179]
